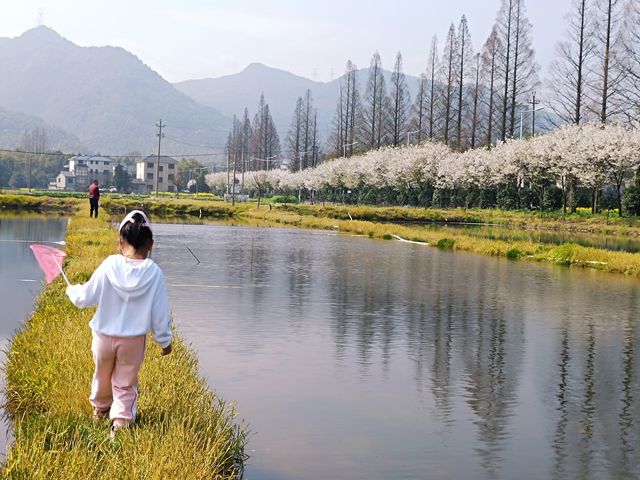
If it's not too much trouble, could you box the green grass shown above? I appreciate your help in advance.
[2,207,247,479]
[0,193,80,211]
[101,197,247,219]
[276,204,640,236]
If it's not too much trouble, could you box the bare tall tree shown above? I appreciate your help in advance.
[251,93,267,159]
[427,36,440,140]
[481,27,502,147]
[510,0,538,137]
[494,0,538,139]
[390,52,411,146]
[590,0,626,123]
[286,97,304,171]
[360,52,387,149]
[470,53,482,148]
[440,24,459,145]
[620,0,640,126]
[497,0,515,141]
[329,61,360,157]
[456,15,474,149]
[547,0,596,125]
[264,105,280,162]
[410,73,427,144]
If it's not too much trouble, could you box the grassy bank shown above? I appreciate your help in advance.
[276,204,640,236]
[0,193,80,212]
[244,206,640,277]
[2,207,246,478]
[101,197,248,219]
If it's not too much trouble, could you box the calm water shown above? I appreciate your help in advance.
[0,215,68,457]
[153,223,640,480]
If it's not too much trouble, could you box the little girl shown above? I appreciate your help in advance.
[66,210,172,437]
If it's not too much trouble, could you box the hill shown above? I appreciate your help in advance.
[0,106,85,153]
[0,26,231,155]
[174,63,422,141]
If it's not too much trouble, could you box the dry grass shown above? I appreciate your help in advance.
[2,207,246,479]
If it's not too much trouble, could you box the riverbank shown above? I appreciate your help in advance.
[6,193,640,277]
[0,194,80,212]
[1,206,246,478]
[243,205,640,277]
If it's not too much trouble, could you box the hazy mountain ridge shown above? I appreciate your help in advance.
[0,26,231,155]
[175,63,421,141]
[0,106,85,153]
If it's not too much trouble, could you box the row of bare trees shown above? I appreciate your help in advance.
[225,93,281,190]
[227,0,640,179]
[285,89,321,172]
[548,0,640,127]
[325,0,539,156]
[325,0,638,158]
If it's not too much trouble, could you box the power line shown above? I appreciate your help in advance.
[164,135,227,150]
[0,147,227,158]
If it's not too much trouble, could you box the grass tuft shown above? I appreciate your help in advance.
[436,238,456,249]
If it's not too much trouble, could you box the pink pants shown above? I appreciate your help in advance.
[90,330,146,425]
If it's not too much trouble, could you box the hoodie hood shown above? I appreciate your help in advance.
[104,255,158,301]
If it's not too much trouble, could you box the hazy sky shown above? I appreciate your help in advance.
[1,0,573,83]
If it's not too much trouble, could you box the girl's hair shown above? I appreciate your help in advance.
[119,211,153,249]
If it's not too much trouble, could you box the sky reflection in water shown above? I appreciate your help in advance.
[153,223,640,480]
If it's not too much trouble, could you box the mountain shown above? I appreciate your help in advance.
[0,106,85,152]
[175,63,422,142]
[0,26,231,155]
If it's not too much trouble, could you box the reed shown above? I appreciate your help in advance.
[2,207,246,479]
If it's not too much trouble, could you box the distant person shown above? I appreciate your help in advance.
[89,179,100,218]
[65,210,172,438]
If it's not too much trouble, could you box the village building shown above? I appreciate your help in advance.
[136,155,178,193]
[49,155,113,191]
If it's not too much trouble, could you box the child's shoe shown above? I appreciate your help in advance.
[92,408,110,421]
[109,419,130,439]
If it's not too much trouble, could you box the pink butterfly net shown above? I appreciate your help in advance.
[29,244,69,285]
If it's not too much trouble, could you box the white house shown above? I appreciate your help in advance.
[53,171,75,190]
[136,155,178,193]
[68,155,113,187]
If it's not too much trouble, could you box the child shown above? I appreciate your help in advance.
[66,210,172,437]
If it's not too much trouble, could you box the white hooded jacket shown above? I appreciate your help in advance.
[66,254,172,348]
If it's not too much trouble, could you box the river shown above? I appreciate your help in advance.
[152,223,640,480]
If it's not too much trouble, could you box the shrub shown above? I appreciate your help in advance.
[623,186,640,216]
[496,184,519,210]
[436,238,455,249]
[506,248,522,259]
[271,195,298,204]
[543,186,563,211]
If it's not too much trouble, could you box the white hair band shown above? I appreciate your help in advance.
[118,210,153,233]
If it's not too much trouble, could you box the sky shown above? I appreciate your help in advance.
[0,0,573,84]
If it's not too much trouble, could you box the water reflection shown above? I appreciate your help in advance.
[153,223,640,480]
[0,215,68,458]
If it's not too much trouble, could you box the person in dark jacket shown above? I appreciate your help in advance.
[89,180,100,218]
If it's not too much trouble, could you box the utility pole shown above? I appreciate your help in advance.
[226,146,230,195]
[528,92,540,136]
[155,119,165,196]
